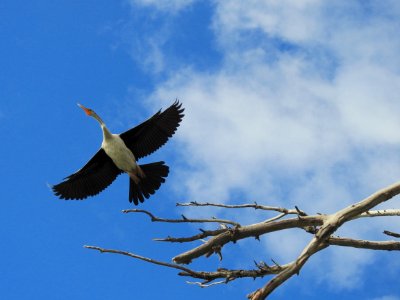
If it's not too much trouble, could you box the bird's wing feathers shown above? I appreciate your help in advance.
[119,100,184,160]
[53,101,183,201]
[52,149,122,200]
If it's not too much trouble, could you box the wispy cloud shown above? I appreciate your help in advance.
[126,0,400,291]
[319,247,374,289]
[125,1,217,75]
[129,0,196,13]
[149,1,400,202]
[131,30,167,74]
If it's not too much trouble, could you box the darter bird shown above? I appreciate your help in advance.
[52,101,184,205]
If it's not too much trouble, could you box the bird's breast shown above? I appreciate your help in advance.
[102,134,137,172]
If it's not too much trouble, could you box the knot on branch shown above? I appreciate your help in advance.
[206,245,223,261]
[254,260,273,272]
[295,206,307,217]
[228,226,240,243]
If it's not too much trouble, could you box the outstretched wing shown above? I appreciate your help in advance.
[119,100,184,160]
[52,149,122,200]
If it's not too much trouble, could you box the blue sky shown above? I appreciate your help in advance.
[2,1,400,299]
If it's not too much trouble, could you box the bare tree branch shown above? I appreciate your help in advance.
[186,280,228,287]
[355,209,400,219]
[86,181,400,300]
[262,212,287,224]
[153,211,312,244]
[383,230,400,238]
[84,245,288,283]
[177,201,307,216]
[154,228,229,243]
[247,181,400,300]
[84,245,199,276]
[123,209,241,227]
[328,236,400,250]
[173,216,325,264]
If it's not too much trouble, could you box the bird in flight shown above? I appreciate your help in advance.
[52,101,184,205]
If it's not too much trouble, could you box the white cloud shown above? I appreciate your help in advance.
[318,247,374,290]
[148,1,400,202]
[133,35,166,74]
[126,0,197,74]
[213,0,325,45]
[129,0,400,291]
[129,0,195,13]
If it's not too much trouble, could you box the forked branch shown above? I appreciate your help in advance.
[86,181,400,299]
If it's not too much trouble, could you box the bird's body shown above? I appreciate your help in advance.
[101,131,146,185]
[102,131,136,173]
[52,101,184,205]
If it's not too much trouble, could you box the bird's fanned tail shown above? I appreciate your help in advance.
[129,161,169,205]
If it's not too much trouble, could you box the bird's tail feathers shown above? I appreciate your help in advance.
[129,161,169,205]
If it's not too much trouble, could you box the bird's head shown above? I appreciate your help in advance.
[77,103,95,116]
[77,103,104,125]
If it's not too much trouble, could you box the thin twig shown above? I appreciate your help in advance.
[177,201,306,216]
[153,228,229,243]
[123,209,241,227]
[85,245,285,282]
[328,236,400,250]
[84,245,198,276]
[262,213,287,224]
[186,280,228,287]
[354,209,400,219]
[383,230,400,238]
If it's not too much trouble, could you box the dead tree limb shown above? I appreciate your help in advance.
[123,208,241,227]
[86,181,400,299]
[172,216,324,264]
[177,201,307,216]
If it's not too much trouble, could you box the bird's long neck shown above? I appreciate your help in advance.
[92,113,113,140]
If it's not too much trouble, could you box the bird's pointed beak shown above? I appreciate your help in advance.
[77,103,91,116]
